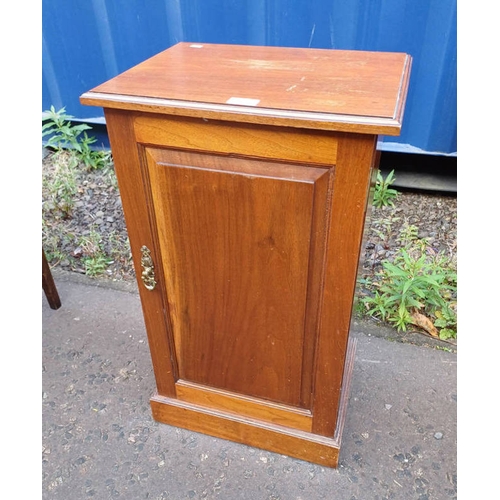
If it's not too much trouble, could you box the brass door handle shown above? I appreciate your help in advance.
[140,245,157,291]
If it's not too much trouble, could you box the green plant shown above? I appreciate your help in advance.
[107,231,131,261]
[42,218,77,263]
[42,105,112,171]
[396,221,420,245]
[78,131,113,171]
[41,223,66,263]
[42,106,93,152]
[83,254,114,277]
[361,231,457,340]
[373,169,399,208]
[370,212,401,249]
[103,162,119,189]
[79,229,113,277]
[42,151,79,218]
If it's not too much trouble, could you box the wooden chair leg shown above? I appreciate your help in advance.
[42,249,61,309]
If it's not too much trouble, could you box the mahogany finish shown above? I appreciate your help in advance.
[81,43,411,468]
[81,42,411,135]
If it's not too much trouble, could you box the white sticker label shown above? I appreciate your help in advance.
[190,44,204,48]
[226,97,260,106]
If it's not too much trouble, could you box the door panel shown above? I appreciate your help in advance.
[144,147,330,408]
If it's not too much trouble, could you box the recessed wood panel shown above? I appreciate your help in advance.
[144,148,329,407]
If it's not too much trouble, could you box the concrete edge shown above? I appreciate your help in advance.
[351,316,457,353]
[51,267,139,295]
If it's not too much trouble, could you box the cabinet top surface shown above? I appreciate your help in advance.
[81,43,411,135]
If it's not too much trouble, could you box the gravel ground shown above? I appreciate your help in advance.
[42,150,457,338]
[358,189,457,298]
[42,151,136,282]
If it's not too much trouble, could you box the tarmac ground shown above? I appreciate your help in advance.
[42,270,457,500]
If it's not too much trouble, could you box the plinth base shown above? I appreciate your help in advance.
[150,338,357,468]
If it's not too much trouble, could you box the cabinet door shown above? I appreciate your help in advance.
[142,146,331,425]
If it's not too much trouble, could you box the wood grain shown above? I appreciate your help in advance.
[103,108,178,397]
[312,133,378,436]
[151,337,356,466]
[80,42,411,135]
[134,114,338,165]
[175,380,312,432]
[150,394,341,468]
[144,147,329,407]
[81,43,411,467]
[87,43,408,119]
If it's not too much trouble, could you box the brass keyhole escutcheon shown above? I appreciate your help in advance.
[140,245,157,291]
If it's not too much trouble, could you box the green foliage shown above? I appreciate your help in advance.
[42,105,92,151]
[42,105,112,171]
[42,110,124,279]
[42,151,79,218]
[397,221,419,244]
[371,213,401,249]
[373,169,399,208]
[79,229,113,277]
[361,225,457,340]
[78,131,113,171]
[42,219,68,263]
[83,254,114,277]
[107,230,131,262]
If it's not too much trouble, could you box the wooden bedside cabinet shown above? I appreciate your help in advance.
[81,42,411,468]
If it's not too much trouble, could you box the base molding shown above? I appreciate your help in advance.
[150,337,357,468]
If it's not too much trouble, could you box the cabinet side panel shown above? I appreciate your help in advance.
[312,133,378,436]
[103,108,177,397]
[145,148,325,407]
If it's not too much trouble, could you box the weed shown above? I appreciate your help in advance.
[42,105,118,277]
[83,254,114,277]
[352,297,366,318]
[360,228,457,340]
[79,229,113,277]
[79,131,113,171]
[41,226,66,263]
[42,105,92,152]
[42,151,79,218]
[107,230,131,261]
[42,106,112,171]
[397,221,420,245]
[42,218,77,263]
[371,212,401,249]
[435,345,455,353]
[103,164,119,190]
[373,169,398,208]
